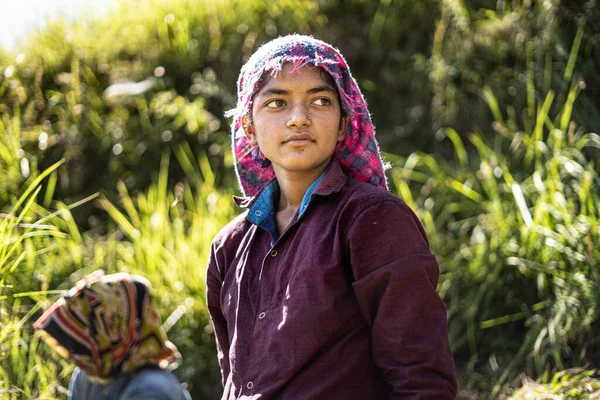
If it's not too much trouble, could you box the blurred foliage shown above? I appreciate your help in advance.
[0,0,597,219]
[93,149,238,398]
[0,157,78,398]
[392,59,600,395]
[0,142,237,399]
[429,0,600,137]
[510,369,600,399]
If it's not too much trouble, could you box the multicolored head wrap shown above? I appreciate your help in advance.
[34,271,179,383]
[227,34,388,197]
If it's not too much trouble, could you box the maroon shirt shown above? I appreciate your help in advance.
[206,159,457,399]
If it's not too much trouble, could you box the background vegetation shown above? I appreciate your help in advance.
[1,0,598,398]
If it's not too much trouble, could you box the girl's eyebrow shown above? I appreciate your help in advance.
[259,88,289,97]
[307,85,335,94]
[258,85,335,98]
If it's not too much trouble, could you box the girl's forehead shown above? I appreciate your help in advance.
[256,64,333,95]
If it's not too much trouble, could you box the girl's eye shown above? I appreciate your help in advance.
[313,98,332,106]
[265,99,286,108]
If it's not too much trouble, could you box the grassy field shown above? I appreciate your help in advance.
[2,80,599,398]
[0,136,235,398]
[1,0,599,398]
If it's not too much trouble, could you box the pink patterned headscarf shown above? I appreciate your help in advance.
[227,34,388,197]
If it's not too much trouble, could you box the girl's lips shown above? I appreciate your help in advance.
[285,139,313,144]
[283,133,314,143]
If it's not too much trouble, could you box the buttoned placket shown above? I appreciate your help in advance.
[238,380,254,398]
[255,195,315,286]
[255,246,279,323]
[245,209,305,398]
[239,178,323,398]
[239,229,285,399]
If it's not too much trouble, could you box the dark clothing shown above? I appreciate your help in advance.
[206,159,457,399]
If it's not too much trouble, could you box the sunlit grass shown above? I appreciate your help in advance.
[0,146,238,398]
[90,147,237,396]
[390,29,600,398]
[1,0,598,397]
[510,369,600,399]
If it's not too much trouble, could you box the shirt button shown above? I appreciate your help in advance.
[258,312,266,319]
[247,381,254,389]
[270,249,278,257]
[254,210,262,216]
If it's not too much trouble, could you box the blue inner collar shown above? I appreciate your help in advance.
[247,173,325,244]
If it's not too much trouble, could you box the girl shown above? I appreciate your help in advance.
[207,34,457,399]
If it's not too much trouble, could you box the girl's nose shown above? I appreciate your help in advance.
[286,104,311,129]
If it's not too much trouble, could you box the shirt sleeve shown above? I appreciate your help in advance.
[347,200,457,399]
[206,241,231,386]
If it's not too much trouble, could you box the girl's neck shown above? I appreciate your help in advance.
[274,161,330,214]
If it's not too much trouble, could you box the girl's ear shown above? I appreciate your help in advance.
[337,116,348,143]
[242,115,258,146]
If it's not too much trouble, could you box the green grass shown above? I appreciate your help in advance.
[4,84,598,397]
[1,1,599,398]
[390,39,600,396]
[93,147,237,397]
[0,157,76,398]
[0,129,238,397]
[510,369,600,399]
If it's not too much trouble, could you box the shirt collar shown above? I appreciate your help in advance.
[246,171,325,230]
[245,178,279,226]
[311,157,348,197]
[233,158,348,211]
[297,173,324,217]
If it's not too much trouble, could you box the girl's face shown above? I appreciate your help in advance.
[244,63,347,177]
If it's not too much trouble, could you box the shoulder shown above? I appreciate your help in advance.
[208,210,252,279]
[69,368,129,400]
[68,368,90,400]
[211,210,251,251]
[341,178,410,222]
[339,179,430,245]
[121,369,189,400]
